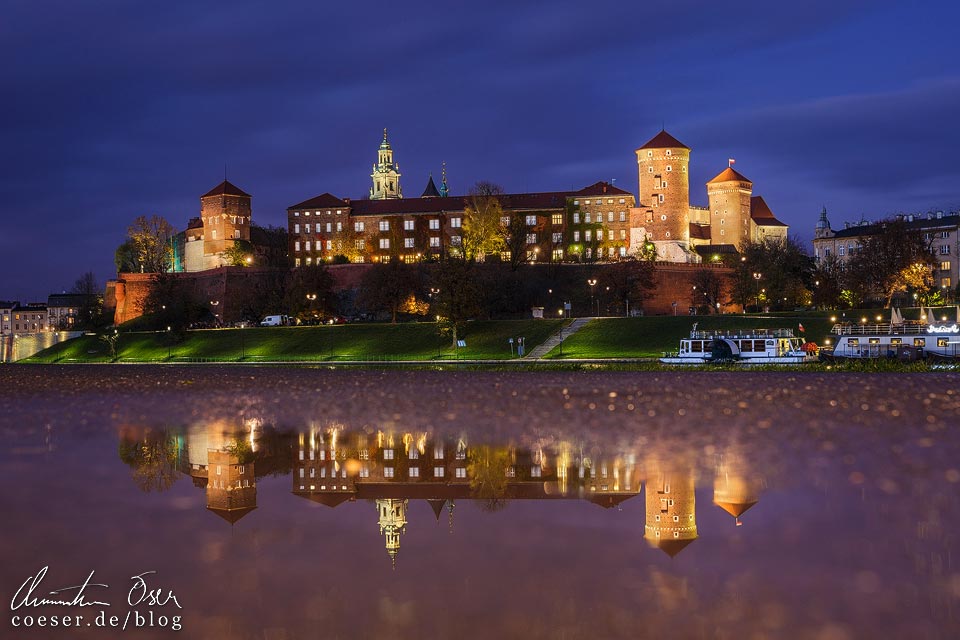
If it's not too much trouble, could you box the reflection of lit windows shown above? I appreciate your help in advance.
[409,448,419,460]
[434,445,444,459]
[434,466,445,478]
[505,467,516,478]
[359,466,370,478]
[532,466,541,478]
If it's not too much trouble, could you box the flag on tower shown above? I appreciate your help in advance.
[728,158,736,167]
[798,322,805,333]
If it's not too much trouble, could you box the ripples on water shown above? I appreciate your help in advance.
[1,367,958,639]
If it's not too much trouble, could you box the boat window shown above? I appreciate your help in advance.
[890,338,902,345]
[868,338,880,344]
[914,338,925,347]
[691,341,703,353]
[848,339,859,347]
[755,340,767,351]
[938,338,949,347]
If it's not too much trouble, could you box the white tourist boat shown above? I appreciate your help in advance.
[823,307,960,362]
[660,325,818,365]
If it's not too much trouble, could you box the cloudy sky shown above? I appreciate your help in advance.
[2,0,959,299]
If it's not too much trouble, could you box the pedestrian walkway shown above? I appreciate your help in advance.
[525,318,592,359]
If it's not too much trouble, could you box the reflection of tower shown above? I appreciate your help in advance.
[713,456,761,527]
[206,450,257,524]
[376,498,408,569]
[644,464,697,557]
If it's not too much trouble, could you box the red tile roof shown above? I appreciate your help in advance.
[202,180,251,198]
[707,167,752,185]
[637,130,689,151]
[289,193,350,210]
[574,181,633,197]
[750,196,787,226]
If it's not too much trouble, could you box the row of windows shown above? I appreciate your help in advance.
[294,222,344,234]
[293,210,344,217]
[573,198,629,205]
[572,212,627,224]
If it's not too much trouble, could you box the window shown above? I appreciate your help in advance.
[552,232,563,243]
[586,248,592,258]
[430,236,440,247]
[324,223,331,233]
[573,231,581,241]
[384,467,394,478]
[552,248,563,261]
[305,241,311,251]
[585,230,592,242]
[666,165,672,172]
[500,216,511,226]
[294,223,300,234]
[658,194,665,203]
[941,230,950,238]
[940,245,951,255]
[943,277,952,288]
[607,212,614,222]
[451,235,462,246]
[429,219,440,230]
[404,238,415,248]
[294,211,300,217]
[211,229,217,239]
[404,220,415,231]
[409,467,419,478]
[451,217,462,228]
[648,166,653,173]
[940,261,951,271]
[526,233,537,244]
[354,222,365,232]
[379,238,390,249]
[326,240,332,250]
[585,213,592,224]
[336,222,342,232]
[584,200,591,205]
[525,215,537,226]
[939,338,949,347]
[434,466,445,478]
[573,200,579,205]
[294,258,301,266]
[619,229,626,240]
[294,240,301,251]
[839,246,845,256]
[573,213,580,224]
[914,338,926,347]
[665,150,672,156]
[355,239,365,250]
[379,220,390,231]
[383,449,394,460]
[608,229,614,240]
[304,223,311,233]
[455,467,467,478]
[619,212,626,222]
[434,445,444,459]
[552,214,563,225]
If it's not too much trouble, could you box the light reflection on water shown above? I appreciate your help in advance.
[1,369,959,639]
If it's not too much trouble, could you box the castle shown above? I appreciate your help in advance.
[286,128,788,266]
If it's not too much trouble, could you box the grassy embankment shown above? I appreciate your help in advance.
[24,319,565,363]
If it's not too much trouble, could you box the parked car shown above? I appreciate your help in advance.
[260,315,289,327]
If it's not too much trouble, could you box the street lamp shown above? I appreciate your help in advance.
[587,279,597,317]
[166,326,172,360]
[210,300,220,326]
[752,272,763,311]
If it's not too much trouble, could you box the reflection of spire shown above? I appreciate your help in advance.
[448,500,455,534]
[427,498,446,522]
[376,498,408,569]
[644,462,697,558]
[713,455,761,527]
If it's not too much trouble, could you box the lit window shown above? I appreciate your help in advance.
[379,220,390,231]
[305,223,311,233]
[409,467,419,478]
[404,238,415,248]
[455,467,466,478]
[294,223,300,233]
[430,236,440,247]
[305,241,311,251]
[404,220,415,231]
[526,233,537,244]
[551,214,563,225]
[294,241,301,251]
[379,238,390,249]
[434,467,445,478]
[573,213,580,224]
[525,215,537,226]
[354,222,365,232]
[451,217,462,228]
[451,235,461,246]
[585,213,592,224]
[552,232,562,243]
[585,230,592,242]
[607,212,614,222]
[574,231,580,242]
[619,212,626,222]
[384,467,394,478]
[383,449,394,460]
[355,239,365,250]
[429,219,440,230]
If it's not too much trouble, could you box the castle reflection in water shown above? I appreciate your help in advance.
[118,421,763,567]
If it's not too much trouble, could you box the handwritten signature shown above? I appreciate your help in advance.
[10,567,181,610]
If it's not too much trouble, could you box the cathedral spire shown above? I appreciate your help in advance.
[439,162,449,197]
[371,129,402,200]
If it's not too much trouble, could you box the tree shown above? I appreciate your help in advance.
[69,271,104,329]
[735,237,813,311]
[125,215,176,273]
[140,273,206,330]
[691,268,725,314]
[224,239,254,266]
[462,181,506,261]
[432,259,483,347]
[811,254,846,309]
[600,258,656,315]
[357,260,421,323]
[115,239,139,273]
[284,265,335,322]
[468,445,512,512]
[504,212,530,271]
[847,218,933,307]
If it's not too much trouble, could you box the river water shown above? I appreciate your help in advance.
[1,366,958,639]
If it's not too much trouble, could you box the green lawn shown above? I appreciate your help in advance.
[545,314,836,359]
[24,319,566,363]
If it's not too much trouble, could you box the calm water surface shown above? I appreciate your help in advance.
[1,366,958,639]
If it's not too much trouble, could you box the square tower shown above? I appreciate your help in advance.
[201,180,252,255]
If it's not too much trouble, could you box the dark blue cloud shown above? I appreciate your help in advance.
[1,0,958,298]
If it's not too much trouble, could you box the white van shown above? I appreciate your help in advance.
[260,315,288,327]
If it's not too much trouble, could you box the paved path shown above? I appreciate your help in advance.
[525,318,592,359]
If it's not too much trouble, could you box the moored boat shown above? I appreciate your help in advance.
[821,308,960,362]
[660,325,818,366]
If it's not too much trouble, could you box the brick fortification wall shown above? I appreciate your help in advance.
[646,263,737,315]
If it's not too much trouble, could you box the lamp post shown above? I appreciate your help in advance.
[210,300,220,327]
[587,279,597,317]
[166,326,172,360]
[430,288,441,358]
[305,293,317,323]
[752,272,762,312]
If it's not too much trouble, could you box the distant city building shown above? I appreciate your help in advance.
[287,129,785,266]
[0,301,49,336]
[46,293,97,330]
[812,208,959,290]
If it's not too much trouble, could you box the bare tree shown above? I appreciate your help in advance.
[127,215,176,273]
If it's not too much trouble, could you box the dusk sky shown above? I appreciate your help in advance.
[2,0,959,300]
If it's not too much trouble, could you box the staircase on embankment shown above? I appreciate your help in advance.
[525,318,592,359]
